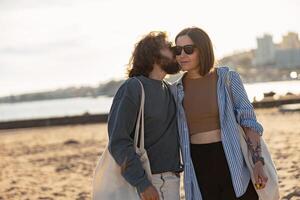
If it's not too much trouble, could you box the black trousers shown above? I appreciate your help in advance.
[190,142,258,200]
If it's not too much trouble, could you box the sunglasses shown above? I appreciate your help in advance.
[172,45,196,56]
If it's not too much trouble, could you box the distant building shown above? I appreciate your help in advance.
[275,49,300,68]
[253,34,275,66]
[253,32,300,68]
[281,32,300,49]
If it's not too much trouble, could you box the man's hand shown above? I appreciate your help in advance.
[140,185,160,200]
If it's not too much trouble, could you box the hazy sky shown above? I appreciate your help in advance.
[1,0,300,96]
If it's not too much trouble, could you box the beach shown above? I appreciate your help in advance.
[0,108,299,200]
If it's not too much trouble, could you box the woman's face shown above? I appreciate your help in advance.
[175,35,200,72]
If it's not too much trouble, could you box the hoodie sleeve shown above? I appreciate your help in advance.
[107,78,152,193]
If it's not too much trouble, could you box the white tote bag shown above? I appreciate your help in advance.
[226,71,280,200]
[92,78,152,200]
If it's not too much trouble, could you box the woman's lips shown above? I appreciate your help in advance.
[180,61,190,65]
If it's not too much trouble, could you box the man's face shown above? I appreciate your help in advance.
[160,46,174,60]
[158,45,180,74]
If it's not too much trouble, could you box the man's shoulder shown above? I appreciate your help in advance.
[115,76,144,93]
[125,77,142,90]
[113,77,141,100]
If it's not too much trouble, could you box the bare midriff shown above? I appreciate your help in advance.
[190,129,221,144]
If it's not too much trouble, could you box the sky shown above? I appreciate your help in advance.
[1,0,300,97]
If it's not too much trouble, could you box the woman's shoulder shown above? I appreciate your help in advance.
[216,66,241,78]
[217,66,234,73]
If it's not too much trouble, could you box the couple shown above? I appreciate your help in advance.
[107,27,268,200]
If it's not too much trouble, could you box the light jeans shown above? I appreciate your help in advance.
[151,172,181,200]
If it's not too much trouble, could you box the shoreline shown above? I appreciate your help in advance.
[1,97,300,130]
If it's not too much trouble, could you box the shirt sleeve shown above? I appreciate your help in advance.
[230,71,264,135]
[107,78,151,193]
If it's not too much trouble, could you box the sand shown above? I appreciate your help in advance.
[0,108,299,200]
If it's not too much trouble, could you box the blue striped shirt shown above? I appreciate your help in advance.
[171,66,264,200]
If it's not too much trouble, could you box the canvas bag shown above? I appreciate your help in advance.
[92,78,152,200]
[225,71,280,200]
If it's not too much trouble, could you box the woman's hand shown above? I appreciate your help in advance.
[253,161,268,189]
[243,127,268,189]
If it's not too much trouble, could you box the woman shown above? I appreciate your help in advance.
[171,27,268,200]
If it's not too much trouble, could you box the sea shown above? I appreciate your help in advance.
[1,80,300,122]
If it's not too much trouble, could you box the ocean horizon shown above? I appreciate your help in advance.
[1,80,300,122]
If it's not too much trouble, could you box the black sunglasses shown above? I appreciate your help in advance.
[172,45,196,56]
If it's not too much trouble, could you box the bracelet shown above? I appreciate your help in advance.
[254,156,265,166]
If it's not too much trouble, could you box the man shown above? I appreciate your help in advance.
[108,31,182,200]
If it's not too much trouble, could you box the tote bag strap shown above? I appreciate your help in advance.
[225,70,233,101]
[132,77,145,151]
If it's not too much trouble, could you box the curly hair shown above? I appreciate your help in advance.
[127,31,170,77]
